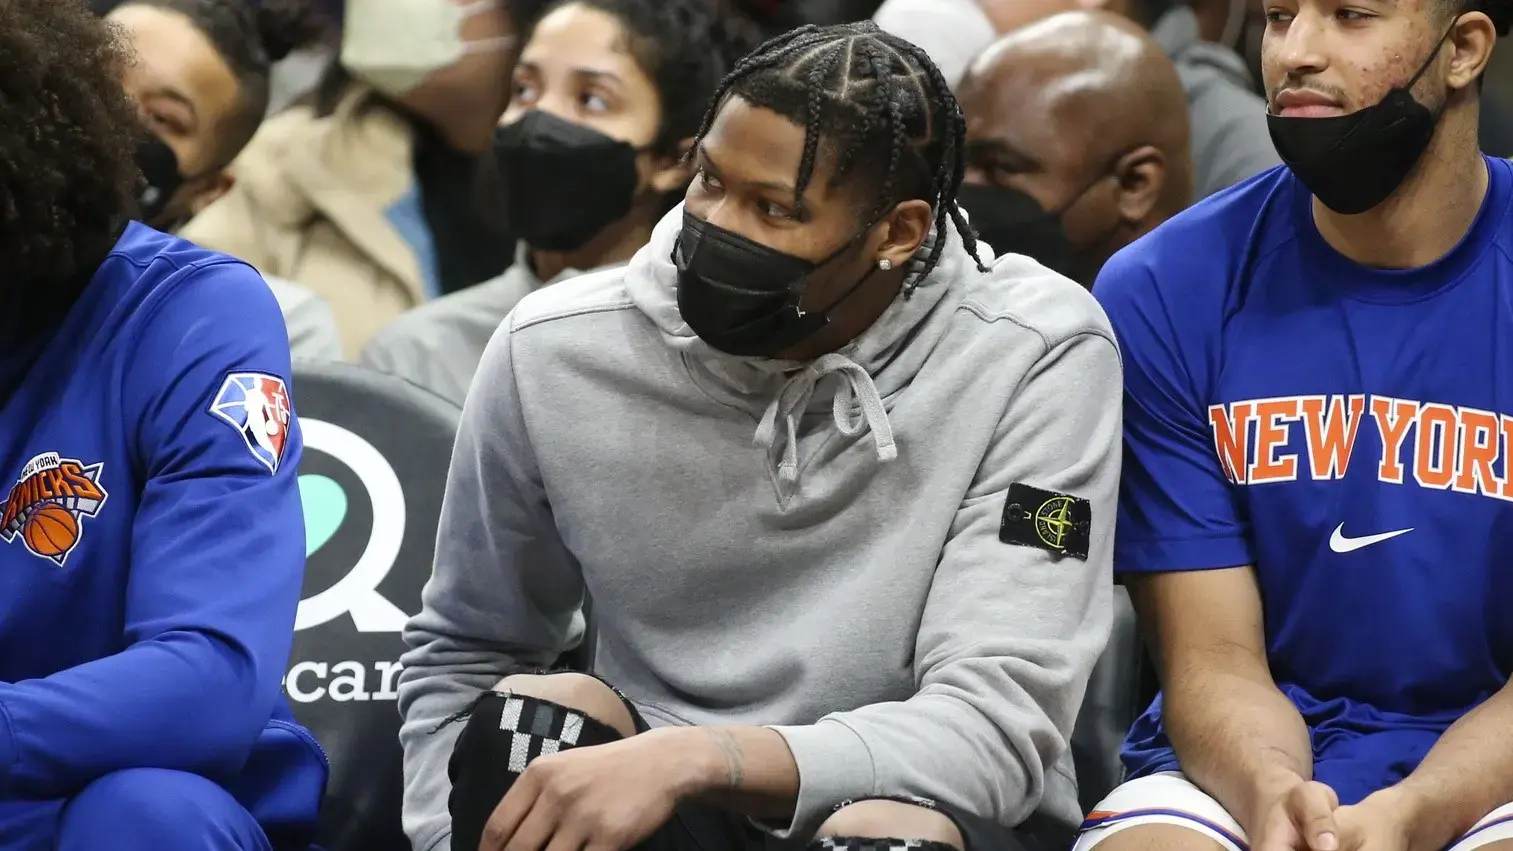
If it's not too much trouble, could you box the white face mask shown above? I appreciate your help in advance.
[341,0,514,98]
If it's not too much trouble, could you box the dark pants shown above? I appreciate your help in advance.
[447,682,1068,851]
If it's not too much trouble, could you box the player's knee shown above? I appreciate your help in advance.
[813,800,964,849]
[490,671,635,738]
[1075,824,1231,851]
[59,768,252,850]
[449,678,634,851]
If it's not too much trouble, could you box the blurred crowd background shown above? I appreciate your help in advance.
[85,0,1513,397]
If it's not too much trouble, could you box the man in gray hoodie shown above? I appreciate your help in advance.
[398,22,1119,851]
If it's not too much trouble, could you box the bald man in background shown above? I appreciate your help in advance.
[957,10,1193,286]
[877,0,1272,200]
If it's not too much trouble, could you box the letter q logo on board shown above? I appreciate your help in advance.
[296,419,410,633]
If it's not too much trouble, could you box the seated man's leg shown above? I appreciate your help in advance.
[449,672,639,851]
[812,799,965,850]
[1073,774,1243,851]
[1447,802,1513,851]
[57,767,270,851]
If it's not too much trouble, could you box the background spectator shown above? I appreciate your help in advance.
[964,0,1278,198]
[177,0,528,358]
[360,0,761,405]
[109,0,329,232]
[871,0,997,88]
[957,11,1193,285]
[108,0,342,360]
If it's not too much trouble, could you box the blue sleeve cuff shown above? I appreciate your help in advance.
[1115,533,1255,574]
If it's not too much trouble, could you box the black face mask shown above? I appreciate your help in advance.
[135,134,184,228]
[674,211,876,358]
[957,184,1078,279]
[1266,27,1452,215]
[493,110,640,252]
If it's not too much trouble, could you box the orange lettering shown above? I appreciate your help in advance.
[1502,415,1513,499]
[59,463,102,501]
[19,478,39,510]
[47,469,72,499]
[1250,398,1301,483]
[1372,397,1418,484]
[1209,402,1254,484]
[1414,403,1457,489]
[1455,408,1500,496]
[0,491,19,531]
[1301,394,1365,480]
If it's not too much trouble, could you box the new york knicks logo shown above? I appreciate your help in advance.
[0,453,109,566]
[210,372,292,474]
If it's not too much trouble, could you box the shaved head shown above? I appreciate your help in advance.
[957,10,1194,281]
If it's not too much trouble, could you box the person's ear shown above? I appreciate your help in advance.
[1447,10,1497,91]
[874,198,933,269]
[649,137,695,194]
[187,170,235,217]
[1111,145,1165,224]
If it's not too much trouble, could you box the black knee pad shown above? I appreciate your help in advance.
[446,691,623,851]
[817,835,956,841]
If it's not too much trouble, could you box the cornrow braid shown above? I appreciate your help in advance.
[691,21,988,284]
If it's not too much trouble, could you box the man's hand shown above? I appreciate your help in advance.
[1253,780,1342,851]
[480,730,698,851]
[1329,787,1422,851]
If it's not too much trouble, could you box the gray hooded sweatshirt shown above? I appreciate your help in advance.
[396,206,1120,851]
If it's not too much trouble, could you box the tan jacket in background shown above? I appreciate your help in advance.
[179,84,427,359]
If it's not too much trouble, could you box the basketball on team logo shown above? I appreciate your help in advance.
[24,503,77,558]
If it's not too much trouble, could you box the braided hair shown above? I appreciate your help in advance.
[116,0,333,165]
[692,21,987,281]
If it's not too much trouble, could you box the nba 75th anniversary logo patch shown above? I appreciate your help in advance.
[0,452,109,566]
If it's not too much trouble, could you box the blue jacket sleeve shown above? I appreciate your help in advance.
[0,261,306,798]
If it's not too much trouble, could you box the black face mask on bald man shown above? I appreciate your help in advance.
[957,184,1078,280]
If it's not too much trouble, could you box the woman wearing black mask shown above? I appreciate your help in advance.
[361,0,761,406]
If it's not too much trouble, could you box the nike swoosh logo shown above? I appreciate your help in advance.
[1329,524,1413,553]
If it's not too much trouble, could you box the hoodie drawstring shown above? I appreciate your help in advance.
[752,353,897,485]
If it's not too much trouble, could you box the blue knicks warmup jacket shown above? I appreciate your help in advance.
[0,224,326,845]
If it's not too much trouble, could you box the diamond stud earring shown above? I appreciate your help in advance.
[878,258,893,271]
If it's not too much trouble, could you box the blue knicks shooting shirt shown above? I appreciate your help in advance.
[0,224,325,845]
[1095,158,1513,806]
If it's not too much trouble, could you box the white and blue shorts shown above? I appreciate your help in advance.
[1073,773,1513,851]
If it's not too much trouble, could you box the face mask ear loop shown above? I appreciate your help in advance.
[1402,23,1458,92]
[792,214,889,310]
